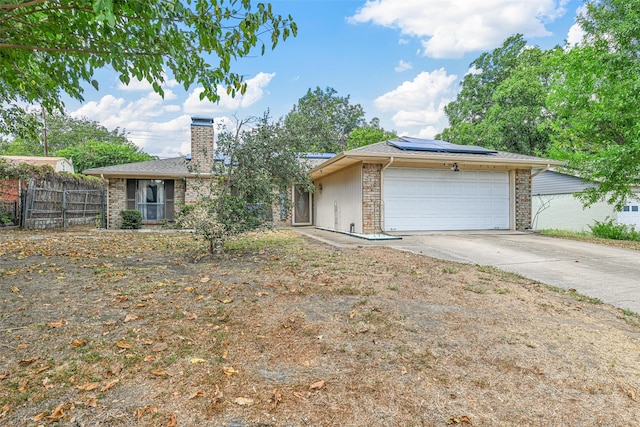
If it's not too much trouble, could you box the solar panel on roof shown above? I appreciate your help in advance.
[388,137,497,154]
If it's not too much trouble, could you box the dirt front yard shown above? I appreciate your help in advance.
[0,228,639,426]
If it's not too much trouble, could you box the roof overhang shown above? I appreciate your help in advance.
[310,152,564,180]
[82,171,212,179]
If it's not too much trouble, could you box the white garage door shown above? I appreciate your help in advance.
[384,167,510,231]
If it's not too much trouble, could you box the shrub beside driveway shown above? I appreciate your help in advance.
[0,229,639,426]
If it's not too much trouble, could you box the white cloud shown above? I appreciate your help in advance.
[70,93,187,155]
[394,60,413,72]
[565,5,587,47]
[374,69,458,136]
[349,0,568,58]
[183,72,275,114]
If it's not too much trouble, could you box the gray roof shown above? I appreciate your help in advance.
[348,140,552,162]
[83,157,190,178]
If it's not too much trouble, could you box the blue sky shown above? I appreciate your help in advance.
[64,0,585,158]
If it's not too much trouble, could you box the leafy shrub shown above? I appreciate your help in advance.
[589,217,640,241]
[120,210,142,229]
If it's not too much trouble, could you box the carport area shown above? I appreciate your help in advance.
[297,228,640,313]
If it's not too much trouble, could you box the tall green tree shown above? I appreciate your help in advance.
[546,0,640,208]
[283,87,366,153]
[0,0,296,138]
[0,112,131,156]
[178,113,311,253]
[57,140,153,172]
[439,34,554,155]
[346,118,396,150]
[0,112,154,171]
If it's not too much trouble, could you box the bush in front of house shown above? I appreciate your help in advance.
[589,217,640,241]
[120,210,142,229]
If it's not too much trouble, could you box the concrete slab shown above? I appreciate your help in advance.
[295,227,640,313]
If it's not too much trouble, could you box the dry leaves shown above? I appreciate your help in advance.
[223,366,239,376]
[233,397,254,406]
[310,380,325,390]
[77,382,100,391]
[71,338,87,347]
[46,319,64,328]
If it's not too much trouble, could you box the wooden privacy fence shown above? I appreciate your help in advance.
[20,177,106,230]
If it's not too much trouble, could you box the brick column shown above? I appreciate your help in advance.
[362,163,382,234]
[514,169,531,231]
[107,178,126,229]
[189,117,214,174]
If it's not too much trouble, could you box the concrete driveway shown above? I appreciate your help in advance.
[297,228,640,313]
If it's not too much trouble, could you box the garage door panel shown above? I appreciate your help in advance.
[384,168,510,231]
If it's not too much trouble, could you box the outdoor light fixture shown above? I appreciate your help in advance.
[318,183,323,191]
[451,162,460,172]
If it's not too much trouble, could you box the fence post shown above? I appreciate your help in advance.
[101,189,107,229]
[62,184,67,231]
[19,188,27,228]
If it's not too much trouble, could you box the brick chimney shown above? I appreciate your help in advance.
[189,116,214,173]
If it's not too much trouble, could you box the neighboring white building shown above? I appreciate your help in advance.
[1,156,75,174]
[532,170,640,231]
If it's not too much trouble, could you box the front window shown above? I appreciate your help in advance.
[137,180,165,221]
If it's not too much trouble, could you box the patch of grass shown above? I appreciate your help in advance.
[463,284,487,294]
[619,309,640,328]
[442,266,459,274]
[541,229,591,239]
[544,285,602,304]
[476,265,526,283]
[387,284,399,291]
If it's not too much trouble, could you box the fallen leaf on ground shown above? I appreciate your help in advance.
[200,276,211,283]
[46,319,64,328]
[77,382,100,391]
[629,387,637,401]
[47,403,65,420]
[152,369,169,376]
[124,314,139,322]
[18,378,28,393]
[71,339,87,347]
[167,413,177,426]
[188,390,205,400]
[233,397,254,406]
[212,384,223,403]
[190,358,206,364]
[18,357,39,366]
[116,340,133,349]
[84,396,98,407]
[100,379,119,391]
[10,286,19,293]
[270,388,283,410]
[223,366,239,376]
[310,380,325,390]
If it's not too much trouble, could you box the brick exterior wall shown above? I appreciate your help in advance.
[515,169,532,231]
[362,163,382,234]
[189,117,214,173]
[107,178,127,229]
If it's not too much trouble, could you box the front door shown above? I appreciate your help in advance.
[292,185,312,225]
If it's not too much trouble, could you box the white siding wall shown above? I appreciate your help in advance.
[532,194,614,232]
[314,163,362,233]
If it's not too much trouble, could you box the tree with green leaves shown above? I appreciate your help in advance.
[178,113,311,253]
[0,0,296,138]
[346,118,396,150]
[0,112,154,170]
[57,140,153,173]
[283,87,366,153]
[546,0,640,209]
[439,34,554,155]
